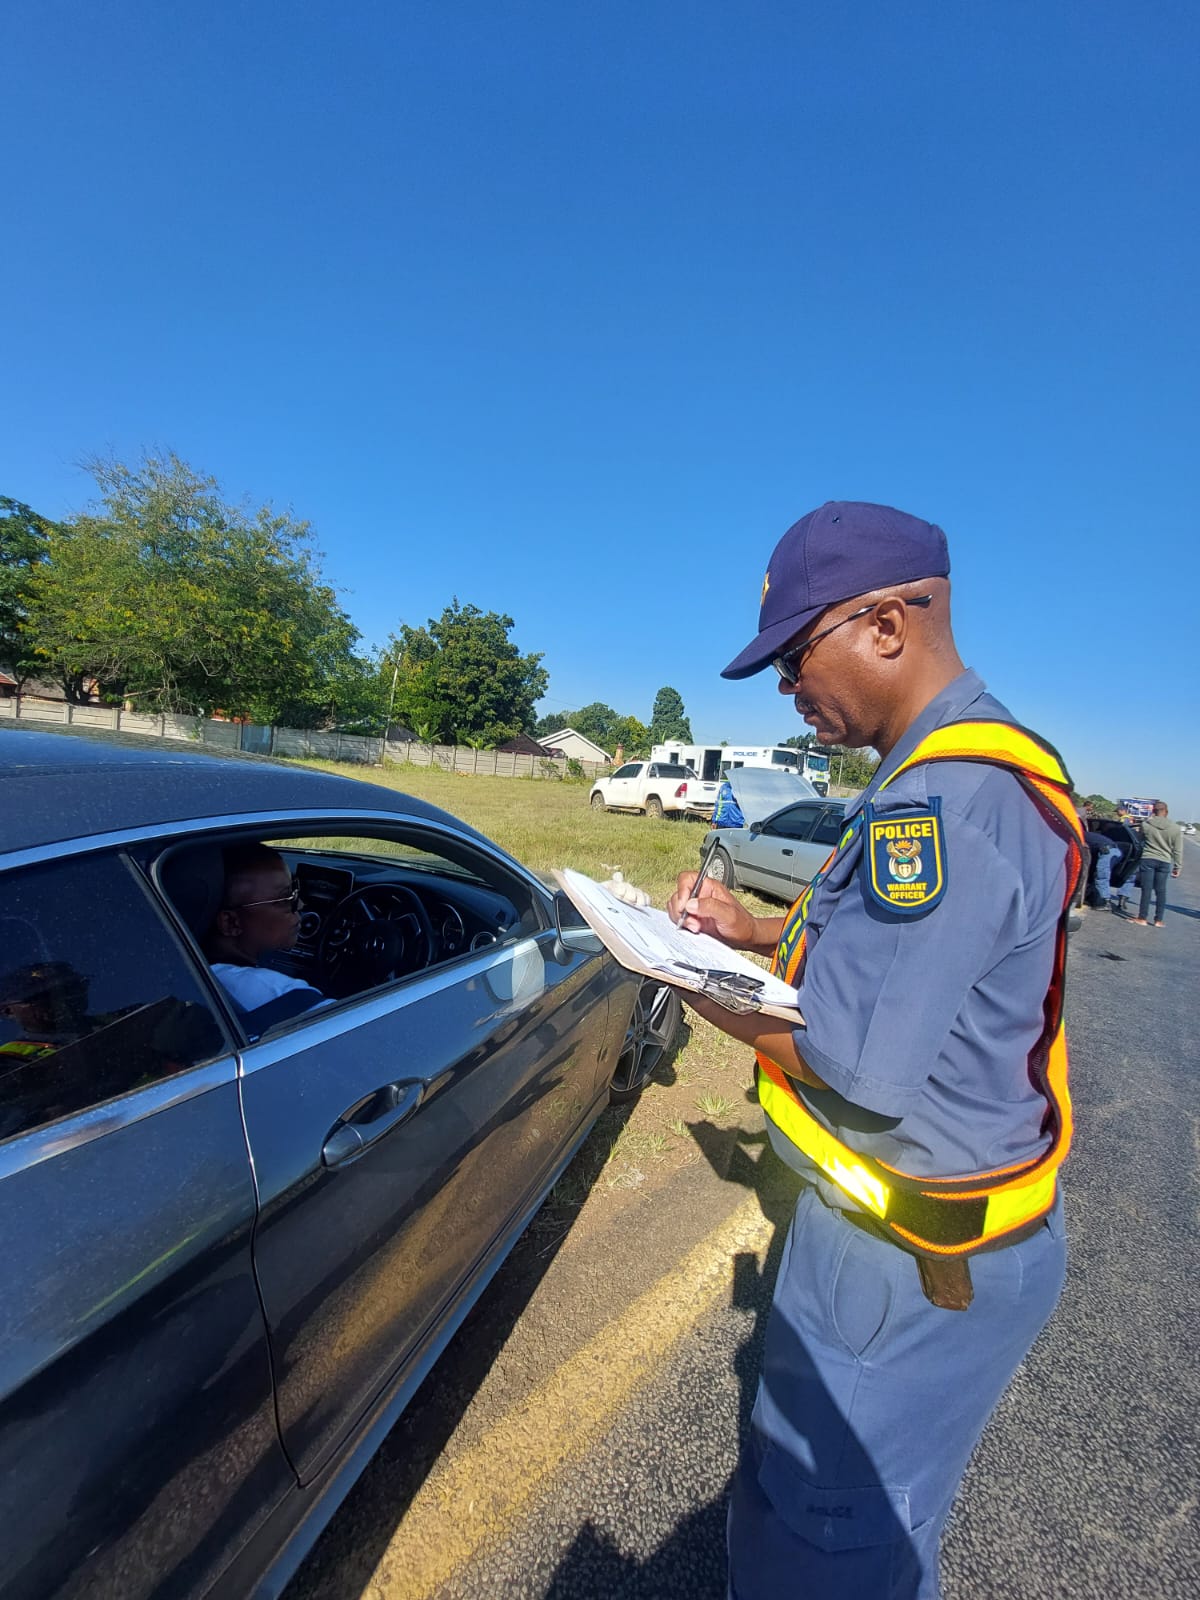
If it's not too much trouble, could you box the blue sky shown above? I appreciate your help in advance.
[3,1,1197,815]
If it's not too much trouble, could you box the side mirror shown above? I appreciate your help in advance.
[552,890,604,964]
[748,819,765,837]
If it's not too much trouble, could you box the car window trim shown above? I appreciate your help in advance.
[235,930,566,1070]
[0,808,554,909]
[135,817,550,1046]
[0,1052,239,1183]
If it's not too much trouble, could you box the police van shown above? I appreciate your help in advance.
[651,742,831,796]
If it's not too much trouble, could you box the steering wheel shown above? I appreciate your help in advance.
[318,885,435,989]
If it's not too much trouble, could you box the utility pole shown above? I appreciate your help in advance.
[385,660,399,733]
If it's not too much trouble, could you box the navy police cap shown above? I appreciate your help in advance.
[721,500,951,680]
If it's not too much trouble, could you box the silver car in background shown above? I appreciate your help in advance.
[700,789,848,902]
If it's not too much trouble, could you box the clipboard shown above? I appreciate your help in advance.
[552,868,806,1024]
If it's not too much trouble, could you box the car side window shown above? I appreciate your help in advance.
[0,854,227,1146]
[613,763,640,779]
[764,804,822,841]
[209,825,549,1031]
[811,807,847,846]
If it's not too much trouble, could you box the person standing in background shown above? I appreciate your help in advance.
[1130,801,1183,926]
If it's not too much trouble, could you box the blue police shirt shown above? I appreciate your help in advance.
[776,669,1072,1197]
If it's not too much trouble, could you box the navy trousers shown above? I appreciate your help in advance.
[728,1184,1066,1599]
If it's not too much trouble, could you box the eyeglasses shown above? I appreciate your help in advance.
[771,595,932,687]
[228,881,301,913]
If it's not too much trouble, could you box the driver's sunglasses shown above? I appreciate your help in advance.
[772,595,933,687]
[230,879,301,913]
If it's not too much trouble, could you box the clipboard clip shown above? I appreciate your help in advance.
[673,964,766,1014]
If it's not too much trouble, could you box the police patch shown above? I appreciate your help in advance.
[862,798,947,915]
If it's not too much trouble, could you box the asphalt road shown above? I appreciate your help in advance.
[288,851,1199,1600]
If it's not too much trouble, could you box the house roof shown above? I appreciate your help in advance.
[538,727,611,761]
[497,732,552,756]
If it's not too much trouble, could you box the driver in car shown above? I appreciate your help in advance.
[205,844,327,1020]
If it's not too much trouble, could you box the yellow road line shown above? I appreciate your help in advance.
[365,1194,773,1599]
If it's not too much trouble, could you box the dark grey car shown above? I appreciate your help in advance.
[0,728,674,1600]
[699,797,849,902]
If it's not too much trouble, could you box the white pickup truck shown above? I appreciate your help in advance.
[588,760,719,820]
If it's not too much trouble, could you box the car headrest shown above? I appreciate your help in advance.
[160,844,226,941]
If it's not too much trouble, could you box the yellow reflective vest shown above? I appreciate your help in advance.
[756,719,1085,1259]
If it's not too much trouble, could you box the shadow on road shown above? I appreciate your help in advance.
[540,1104,920,1597]
[284,1024,692,1600]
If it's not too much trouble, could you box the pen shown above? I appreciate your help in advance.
[676,851,715,929]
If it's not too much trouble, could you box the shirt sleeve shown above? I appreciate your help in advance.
[795,809,1029,1118]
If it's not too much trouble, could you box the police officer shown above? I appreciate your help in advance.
[667,502,1083,1600]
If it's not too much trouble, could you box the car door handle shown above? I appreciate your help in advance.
[781,848,792,857]
[322,1080,425,1169]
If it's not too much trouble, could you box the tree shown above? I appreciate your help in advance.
[1081,793,1118,818]
[781,732,816,750]
[559,701,624,749]
[382,599,548,746]
[827,746,879,789]
[535,703,649,759]
[650,685,691,744]
[0,496,53,684]
[23,452,369,719]
[612,714,650,758]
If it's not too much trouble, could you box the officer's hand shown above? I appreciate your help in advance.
[1172,868,1180,877]
[668,871,758,946]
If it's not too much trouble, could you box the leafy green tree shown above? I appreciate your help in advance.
[612,713,650,758]
[0,496,53,684]
[1081,793,1117,818]
[650,685,691,744]
[535,703,650,758]
[781,731,816,750]
[560,701,624,748]
[827,746,879,789]
[382,599,547,746]
[24,452,367,718]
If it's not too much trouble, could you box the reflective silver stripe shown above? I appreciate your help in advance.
[0,1053,239,1181]
[237,933,557,1075]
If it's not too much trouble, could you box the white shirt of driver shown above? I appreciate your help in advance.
[211,963,325,1013]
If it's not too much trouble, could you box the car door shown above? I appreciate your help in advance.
[231,820,624,1483]
[737,802,826,899]
[0,848,287,1600]
[606,762,644,808]
[790,804,849,889]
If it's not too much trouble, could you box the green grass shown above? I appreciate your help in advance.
[287,758,712,904]
[694,1091,736,1118]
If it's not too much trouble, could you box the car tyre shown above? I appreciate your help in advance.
[610,979,682,1102]
[706,845,735,891]
[590,791,607,810]
[645,795,665,820]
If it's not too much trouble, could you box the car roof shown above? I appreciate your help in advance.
[0,726,482,856]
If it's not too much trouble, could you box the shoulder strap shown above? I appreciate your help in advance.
[880,717,1073,791]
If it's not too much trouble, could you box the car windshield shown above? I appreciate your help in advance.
[265,836,490,885]
[726,767,820,814]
